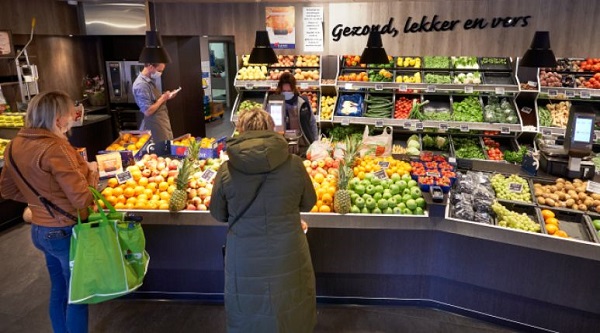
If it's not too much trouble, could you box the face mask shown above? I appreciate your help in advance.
[151,71,162,79]
[282,91,295,100]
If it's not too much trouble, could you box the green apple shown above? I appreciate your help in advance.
[387,197,398,207]
[397,180,408,192]
[402,208,413,215]
[414,207,424,215]
[382,191,392,200]
[372,207,382,214]
[393,194,402,202]
[384,207,394,214]
[374,185,384,194]
[365,198,377,210]
[366,185,376,195]
[415,197,426,208]
[408,180,418,188]
[381,180,390,189]
[355,197,365,209]
[403,188,412,196]
[406,199,417,210]
[389,184,400,195]
[354,184,366,196]
[351,192,360,201]
[391,173,401,182]
[371,177,381,186]
[397,202,407,210]
[365,173,374,180]
[401,174,412,181]
[393,207,403,214]
[361,207,370,214]
[593,219,600,231]
[373,192,383,201]
[362,193,372,201]
[350,177,361,189]
[377,199,389,210]
[402,194,413,203]
[410,187,422,199]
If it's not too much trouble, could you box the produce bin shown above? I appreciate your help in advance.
[99,130,152,166]
[482,72,516,85]
[584,213,600,243]
[391,132,422,158]
[493,202,546,234]
[335,93,366,117]
[420,95,452,122]
[339,69,370,82]
[450,94,484,124]
[394,70,422,84]
[395,56,422,69]
[478,57,512,71]
[420,134,453,156]
[480,136,520,162]
[422,56,451,70]
[363,92,394,119]
[451,135,487,162]
[423,71,453,84]
[481,95,521,125]
[392,94,420,120]
[231,90,268,123]
[490,173,537,207]
[541,209,598,243]
[531,178,600,214]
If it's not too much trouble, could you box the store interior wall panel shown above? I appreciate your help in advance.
[0,0,79,35]
[176,36,206,138]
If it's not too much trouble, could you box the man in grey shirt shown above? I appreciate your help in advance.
[132,63,178,142]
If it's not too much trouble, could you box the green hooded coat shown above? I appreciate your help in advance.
[210,131,317,333]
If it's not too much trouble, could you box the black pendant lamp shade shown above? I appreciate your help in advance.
[139,1,171,64]
[360,30,389,65]
[520,31,557,68]
[249,31,278,65]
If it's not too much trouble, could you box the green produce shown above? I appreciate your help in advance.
[480,57,508,66]
[483,96,518,124]
[406,135,421,156]
[452,56,479,69]
[408,100,430,121]
[422,106,451,121]
[538,106,553,127]
[452,96,483,122]
[326,125,367,142]
[347,174,425,215]
[490,174,532,203]
[503,146,528,164]
[367,69,393,82]
[237,100,263,114]
[492,201,541,233]
[425,73,451,84]
[422,135,448,150]
[454,72,482,84]
[423,56,451,69]
[364,95,393,118]
[592,219,600,231]
[453,138,485,159]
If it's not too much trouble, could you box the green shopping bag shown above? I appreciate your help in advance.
[68,187,149,304]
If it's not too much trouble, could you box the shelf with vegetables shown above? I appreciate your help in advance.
[537,58,600,100]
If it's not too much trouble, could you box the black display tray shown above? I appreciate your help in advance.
[492,202,546,234]
[542,209,598,243]
[483,72,516,85]
[478,57,512,71]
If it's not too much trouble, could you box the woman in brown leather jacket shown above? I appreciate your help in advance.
[0,91,98,333]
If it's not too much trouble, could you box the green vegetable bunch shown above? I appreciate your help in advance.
[503,146,528,164]
[425,73,451,84]
[538,106,552,127]
[452,96,483,122]
[454,138,485,159]
[423,56,451,69]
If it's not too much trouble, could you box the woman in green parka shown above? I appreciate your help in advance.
[210,107,318,333]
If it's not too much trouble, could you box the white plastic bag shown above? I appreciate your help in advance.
[306,137,332,161]
[360,126,393,157]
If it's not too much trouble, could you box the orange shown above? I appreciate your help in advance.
[313,173,325,184]
[325,186,336,198]
[319,205,331,213]
[123,187,135,198]
[126,197,137,205]
[545,217,559,226]
[138,177,149,187]
[159,182,169,192]
[102,187,113,197]
[541,209,555,220]
[136,194,149,202]
[357,171,366,180]
[167,185,176,194]
[159,191,171,201]
[322,193,333,205]
[114,202,126,210]
[159,202,170,210]
[134,186,146,196]
[131,171,142,181]
[105,195,118,206]
[310,205,318,212]
[315,188,326,199]
[545,223,558,235]
[554,230,569,238]
[112,187,124,197]
[142,188,153,197]
[125,179,137,188]
[125,203,135,210]
[107,178,119,188]
[116,195,126,204]
[146,183,158,191]
[167,177,175,185]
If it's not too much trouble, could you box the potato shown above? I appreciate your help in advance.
[545,198,556,207]
[591,194,600,200]
[543,193,551,199]
[579,204,588,211]
[550,193,559,201]
[564,194,572,200]
[534,189,544,197]
[566,198,575,207]
[568,190,578,197]
[578,192,588,200]
[565,184,575,191]
[550,185,558,192]
[584,198,594,207]
[596,205,600,212]
[556,178,566,183]
[573,178,582,184]
[537,197,546,205]
[557,192,566,201]
[556,183,564,191]
[559,201,567,208]
[593,200,600,207]
[534,183,542,187]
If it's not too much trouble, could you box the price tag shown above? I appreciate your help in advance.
[439,123,449,131]
[200,169,217,183]
[464,86,474,94]
[403,121,412,129]
[378,161,390,169]
[375,119,384,128]
[426,85,436,93]
[116,170,133,185]
[270,82,278,90]
[508,182,523,193]
[548,89,558,97]
[501,126,510,134]
[527,81,537,88]
[521,107,532,114]
[416,122,424,130]
[460,124,469,132]
[245,82,254,89]
[300,82,309,90]
[448,157,457,164]
[399,84,408,92]
[344,83,353,90]
[594,133,598,141]
[341,118,350,126]
[566,90,575,98]
[375,84,384,91]
[495,87,505,95]
[426,171,440,177]
[586,181,600,194]
[542,128,552,136]
[581,90,591,99]
[373,169,388,180]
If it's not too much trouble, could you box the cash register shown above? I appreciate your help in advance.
[539,104,596,179]
[266,95,302,154]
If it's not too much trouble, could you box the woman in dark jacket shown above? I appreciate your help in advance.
[210,107,317,333]
[276,72,318,150]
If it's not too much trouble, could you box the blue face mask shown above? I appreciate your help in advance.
[282,91,295,100]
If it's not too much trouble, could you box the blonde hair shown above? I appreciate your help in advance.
[25,91,74,132]
[236,107,275,132]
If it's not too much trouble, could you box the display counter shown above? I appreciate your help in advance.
[133,210,600,332]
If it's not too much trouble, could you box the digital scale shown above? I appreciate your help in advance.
[539,104,596,179]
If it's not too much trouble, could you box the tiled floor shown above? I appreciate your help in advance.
[206,105,235,139]
[0,222,519,333]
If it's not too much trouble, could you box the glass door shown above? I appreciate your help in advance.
[208,42,229,106]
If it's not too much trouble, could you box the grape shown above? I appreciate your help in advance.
[491,201,541,233]
[490,174,532,203]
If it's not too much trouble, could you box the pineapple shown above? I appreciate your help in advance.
[188,137,200,162]
[169,158,194,211]
[334,136,361,214]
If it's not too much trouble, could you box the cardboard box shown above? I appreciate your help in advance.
[199,136,227,159]
[100,130,151,166]
[170,133,193,157]
[210,102,225,117]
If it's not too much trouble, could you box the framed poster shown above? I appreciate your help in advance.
[0,30,15,58]
[266,6,295,49]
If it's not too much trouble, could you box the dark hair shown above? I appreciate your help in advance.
[144,63,160,68]
[276,72,298,95]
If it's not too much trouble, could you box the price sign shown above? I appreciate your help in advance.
[416,122,424,130]
[378,161,390,169]
[341,118,350,126]
[548,89,558,97]
[542,128,552,136]
[439,123,449,131]
[501,126,510,134]
[581,90,591,99]
[495,87,505,95]
[566,90,575,98]
[521,107,532,114]
[300,82,309,90]
[245,82,254,89]
[403,121,412,129]
[200,169,217,183]
[426,85,436,93]
[464,86,474,94]
[448,157,457,164]
[344,83,353,90]
[375,119,384,128]
[375,84,384,91]
[508,182,523,193]
[527,81,537,88]
[116,170,133,184]
[399,84,408,92]
[270,82,278,90]
[373,169,388,180]
[587,181,600,194]
[594,133,598,141]
[460,124,469,132]
[426,171,440,177]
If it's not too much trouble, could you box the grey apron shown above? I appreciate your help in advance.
[140,81,173,142]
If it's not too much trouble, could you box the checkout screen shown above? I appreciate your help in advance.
[270,104,283,127]
[573,117,593,143]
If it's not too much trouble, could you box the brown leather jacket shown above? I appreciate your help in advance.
[0,128,99,227]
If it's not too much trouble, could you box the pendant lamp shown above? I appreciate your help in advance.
[520,31,557,68]
[139,1,171,64]
[248,31,278,65]
[359,30,389,65]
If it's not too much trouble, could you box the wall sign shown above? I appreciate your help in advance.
[332,15,532,42]
[0,30,15,58]
[303,7,324,52]
[266,6,296,49]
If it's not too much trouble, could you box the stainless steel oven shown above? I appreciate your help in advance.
[105,61,162,104]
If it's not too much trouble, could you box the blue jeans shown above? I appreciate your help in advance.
[31,224,88,333]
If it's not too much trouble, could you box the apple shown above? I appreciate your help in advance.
[154,175,165,183]
[354,197,365,209]
[350,205,361,214]
[148,176,156,183]
[168,170,178,178]
[160,169,169,178]
[168,160,179,170]
[192,197,203,206]
[198,188,210,199]
[197,204,208,211]
[303,160,311,168]
[317,160,326,168]
[157,162,166,171]
[187,189,198,199]
[142,169,152,177]
[361,207,370,214]
[151,170,160,177]
[149,154,158,159]
[186,204,197,210]
[203,196,211,207]
[311,160,319,169]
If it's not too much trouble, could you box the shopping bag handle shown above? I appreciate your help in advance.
[89,187,117,214]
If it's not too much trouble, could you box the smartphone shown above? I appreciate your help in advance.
[430,186,444,203]
[169,87,182,98]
